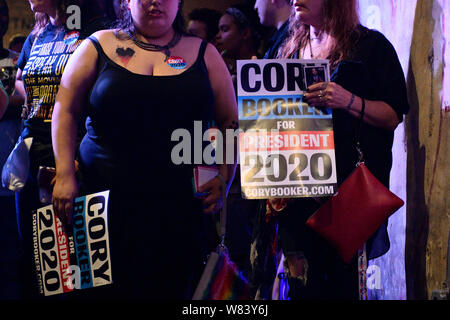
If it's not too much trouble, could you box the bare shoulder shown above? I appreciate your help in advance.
[204,42,226,71]
[204,41,221,59]
[203,42,233,95]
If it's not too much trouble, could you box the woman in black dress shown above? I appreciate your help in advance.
[52,0,238,299]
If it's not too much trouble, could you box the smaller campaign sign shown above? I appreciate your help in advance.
[33,191,112,296]
[237,59,337,199]
[33,205,67,296]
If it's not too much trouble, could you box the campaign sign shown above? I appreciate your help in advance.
[32,191,112,296]
[237,59,337,199]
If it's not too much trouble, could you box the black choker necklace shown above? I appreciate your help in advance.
[129,31,182,61]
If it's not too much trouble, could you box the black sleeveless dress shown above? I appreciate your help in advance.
[77,37,215,299]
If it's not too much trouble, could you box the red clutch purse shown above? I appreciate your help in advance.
[305,162,404,263]
[305,98,404,263]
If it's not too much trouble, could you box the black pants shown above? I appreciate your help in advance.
[277,198,359,300]
[0,195,21,299]
[225,191,259,279]
[15,138,58,300]
[16,172,60,300]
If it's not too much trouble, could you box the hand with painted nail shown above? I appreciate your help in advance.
[197,176,223,214]
[304,81,353,109]
[52,171,78,225]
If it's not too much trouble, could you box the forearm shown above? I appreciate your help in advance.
[14,79,26,100]
[347,96,399,131]
[216,115,239,191]
[51,40,99,178]
[306,82,400,131]
[51,105,78,178]
[204,42,239,189]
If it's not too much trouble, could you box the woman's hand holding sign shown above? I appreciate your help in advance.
[304,81,400,131]
[304,81,354,110]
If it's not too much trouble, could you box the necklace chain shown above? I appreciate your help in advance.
[308,36,315,59]
[308,34,329,60]
[129,31,182,61]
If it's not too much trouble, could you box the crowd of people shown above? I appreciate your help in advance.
[0,0,408,300]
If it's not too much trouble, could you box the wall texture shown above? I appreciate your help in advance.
[360,0,449,300]
[359,0,417,300]
[405,0,449,300]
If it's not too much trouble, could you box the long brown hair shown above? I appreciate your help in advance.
[31,0,81,36]
[278,0,361,69]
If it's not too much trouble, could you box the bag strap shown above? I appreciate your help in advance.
[21,35,40,120]
[355,98,366,166]
[356,99,368,300]
[215,173,228,250]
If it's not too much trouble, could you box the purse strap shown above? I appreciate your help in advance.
[355,98,366,166]
[215,173,228,250]
[21,35,40,120]
[355,97,368,300]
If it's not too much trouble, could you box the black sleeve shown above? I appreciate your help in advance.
[16,33,35,71]
[362,30,409,122]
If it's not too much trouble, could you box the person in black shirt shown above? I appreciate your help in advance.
[268,0,409,299]
[214,4,264,281]
[254,0,291,59]
[215,4,263,88]
[187,8,221,44]
[248,0,291,299]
